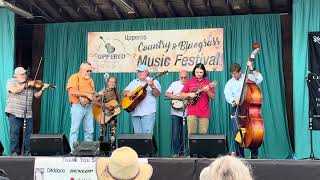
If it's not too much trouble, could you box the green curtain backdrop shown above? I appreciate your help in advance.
[0,8,15,155]
[293,0,320,159]
[42,14,292,158]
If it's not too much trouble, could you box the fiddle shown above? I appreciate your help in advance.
[21,80,56,89]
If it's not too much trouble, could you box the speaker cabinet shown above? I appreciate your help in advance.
[117,134,157,157]
[30,134,70,156]
[189,134,228,158]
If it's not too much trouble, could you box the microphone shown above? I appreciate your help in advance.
[104,73,109,82]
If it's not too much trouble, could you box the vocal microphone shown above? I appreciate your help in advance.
[104,73,109,81]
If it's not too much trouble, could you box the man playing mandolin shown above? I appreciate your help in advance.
[180,63,215,135]
[224,60,263,159]
[165,70,188,157]
[123,64,161,134]
[66,62,96,152]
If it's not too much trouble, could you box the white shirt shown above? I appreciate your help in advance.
[224,73,263,105]
[124,77,161,116]
[166,80,186,117]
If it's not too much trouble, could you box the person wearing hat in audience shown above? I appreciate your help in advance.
[200,155,253,180]
[96,146,153,180]
[5,67,50,156]
[123,64,161,134]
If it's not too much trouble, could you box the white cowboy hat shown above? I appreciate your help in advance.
[96,146,153,180]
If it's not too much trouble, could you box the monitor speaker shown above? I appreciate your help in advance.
[30,134,71,156]
[0,141,3,156]
[117,134,157,157]
[189,134,228,158]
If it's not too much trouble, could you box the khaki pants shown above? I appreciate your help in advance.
[187,115,209,135]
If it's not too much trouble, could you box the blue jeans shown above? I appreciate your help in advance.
[171,115,184,155]
[8,114,33,155]
[131,113,155,134]
[231,107,258,158]
[69,104,94,150]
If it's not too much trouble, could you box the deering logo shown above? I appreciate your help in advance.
[98,36,126,60]
[313,36,320,44]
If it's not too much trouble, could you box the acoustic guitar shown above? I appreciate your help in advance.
[122,71,168,112]
[92,100,121,124]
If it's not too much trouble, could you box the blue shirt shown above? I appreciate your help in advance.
[124,77,161,116]
[224,73,263,105]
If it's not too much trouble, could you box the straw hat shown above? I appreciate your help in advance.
[96,147,153,180]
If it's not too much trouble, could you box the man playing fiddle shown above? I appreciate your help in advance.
[5,67,50,156]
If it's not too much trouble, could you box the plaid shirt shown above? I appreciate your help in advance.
[5,78,35,118]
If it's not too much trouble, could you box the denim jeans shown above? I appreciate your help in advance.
[171,115,184,155]
[69,104,94,150]
[8,114,33,155]
[231,107,258,158]
[131,113,155,134]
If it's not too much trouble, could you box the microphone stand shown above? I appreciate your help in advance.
[181,102,188,157]
[99,87,107,143]
[21,69,30,156]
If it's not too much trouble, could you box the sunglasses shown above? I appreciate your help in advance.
[87,70,92,73]
[180,77,187,79]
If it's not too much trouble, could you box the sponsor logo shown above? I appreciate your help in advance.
[46,168,66,173]
[313,36,320,44]
[69,169,94,174]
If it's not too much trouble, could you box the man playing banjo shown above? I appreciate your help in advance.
[165,70,188,157]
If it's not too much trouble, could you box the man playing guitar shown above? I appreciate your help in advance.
[66,62,96,152]
[165,70,188,157]
[123,64,161,134]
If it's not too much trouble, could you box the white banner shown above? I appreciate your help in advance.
[88,28,224,72]
[34,157,97,180]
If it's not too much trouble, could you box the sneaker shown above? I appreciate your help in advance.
[171,154,179,158]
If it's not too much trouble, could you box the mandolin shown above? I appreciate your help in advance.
[187,81,217,105]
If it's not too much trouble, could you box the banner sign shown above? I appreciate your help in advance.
[34,157,149,180]
[34,157,97,180]
[308,32,320,130]
[88,28,224,72]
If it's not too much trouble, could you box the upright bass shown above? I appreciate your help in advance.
[234,43,264,149]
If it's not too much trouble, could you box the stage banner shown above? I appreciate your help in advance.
[34,157,149,180]
[307,32,320,130]
[34,157,97,180]
[87,28,223,72]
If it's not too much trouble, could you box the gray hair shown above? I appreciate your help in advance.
[80,62,91,70]
[200,156,253,180]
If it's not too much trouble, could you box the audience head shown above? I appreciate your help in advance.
[96,146,153,180]
[200,155,253,180]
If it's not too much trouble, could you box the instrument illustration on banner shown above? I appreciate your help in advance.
[93,100,121,124]
[122,71,168,112]
[187,81,217,105]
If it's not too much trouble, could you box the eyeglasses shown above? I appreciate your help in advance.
[87,70,92,73]
[180,77,187,79]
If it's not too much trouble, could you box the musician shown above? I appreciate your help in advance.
[98,76,121,150]
[165,70,188,157]
[224,61,263,159]
[180,63,215,135]
[123,64,161,134]
[5,67,49,156]
[66,62,95,151]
